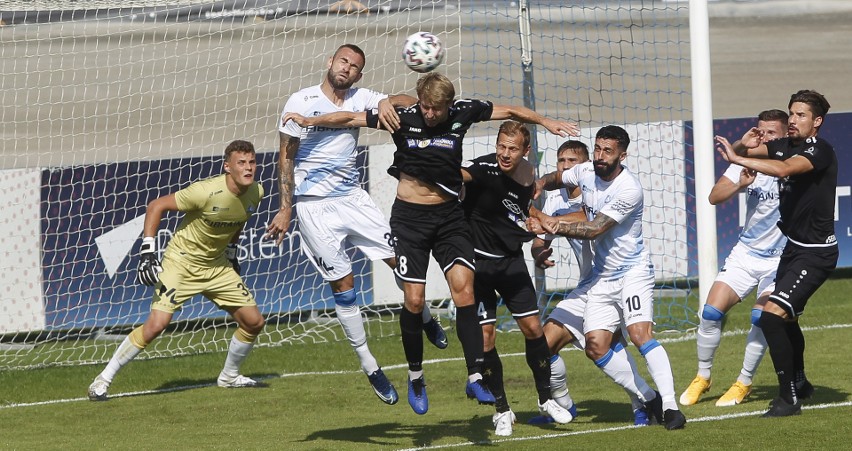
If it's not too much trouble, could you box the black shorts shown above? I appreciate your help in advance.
[389,199,475,283]
[768,242,838,317]
[474,255,539,325]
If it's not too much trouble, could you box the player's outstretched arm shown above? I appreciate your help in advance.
[265,132,299,246]
[281,111,368,128]
[716,135,812,178]
[490,104,580,137]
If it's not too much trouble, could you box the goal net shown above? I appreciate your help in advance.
[0,0,696,370]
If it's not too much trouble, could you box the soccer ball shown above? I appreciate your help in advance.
[402,32,445,73]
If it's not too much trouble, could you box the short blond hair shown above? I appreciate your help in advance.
[416,72,455,106]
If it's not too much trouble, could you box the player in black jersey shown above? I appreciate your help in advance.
[281,72,579,417]
[715,90,838,417]
[460,121,574,436]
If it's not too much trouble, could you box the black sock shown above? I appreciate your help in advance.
[785,320,807,383]
[525,335,552,404]
[760,311,797,404]
[400,306,424,373]
[483,348,510,413]
[454,305,484,375]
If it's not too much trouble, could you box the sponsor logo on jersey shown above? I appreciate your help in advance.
[806,137,816,144]
[203,218,245,228]
[827,234,837,244]
[409,127,422,133]
[502,199,522,214]
[747,188,778,201]
[430,137,455,149]
[805,146,815,155]
[211,206,230,212]
[452,122,462,130]
[610,199,634,216]
[247,205,256,213]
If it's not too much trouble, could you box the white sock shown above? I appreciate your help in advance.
[100,335,144,382]
[696,317,722,380]
[550,355,575,410]
[596,348,652,403]
[221,335,254,378]
[619,345,656,405]
[641,343,678,411]
[738,325,767,386]
[408,369,424,381]
[336,303,379,375]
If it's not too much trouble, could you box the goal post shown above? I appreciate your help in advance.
[1,0,700,370]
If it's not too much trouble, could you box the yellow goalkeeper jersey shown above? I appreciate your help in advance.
[166,174,264,266]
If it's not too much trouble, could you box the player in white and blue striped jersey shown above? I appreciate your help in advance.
[680,109,788,407]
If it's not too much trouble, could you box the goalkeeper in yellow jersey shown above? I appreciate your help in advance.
[88,140,265,401]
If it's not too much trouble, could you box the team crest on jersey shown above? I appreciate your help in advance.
[247,205,256,213]
[452,123,462,130]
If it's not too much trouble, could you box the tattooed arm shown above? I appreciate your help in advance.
[554,212,617,240]
[265,132,300,245]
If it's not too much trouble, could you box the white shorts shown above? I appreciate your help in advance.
[546,279,592,350]
[715,243,779,300]
[295,189,395,281]
[583,264,655,334]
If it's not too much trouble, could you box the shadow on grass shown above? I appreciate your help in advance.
[301,416,497,447]
[152,372,279,392]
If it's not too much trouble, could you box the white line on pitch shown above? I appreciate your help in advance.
[396,400,852,451]
[2,322,850,410]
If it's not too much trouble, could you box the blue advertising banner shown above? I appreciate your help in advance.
[40,150,372,330]
[695,112,851,271]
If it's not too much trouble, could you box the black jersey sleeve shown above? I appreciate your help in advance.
[461,156,489,183]
[455,99,494,123]
[800,137,836,172]
[365,107,389,130]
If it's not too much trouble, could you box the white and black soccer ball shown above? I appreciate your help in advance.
[402,31,445,73]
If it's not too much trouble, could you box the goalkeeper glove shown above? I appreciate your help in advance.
[226,243,240,275]
[136,237,162,286]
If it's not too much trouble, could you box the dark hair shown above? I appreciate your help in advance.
[224,140,255,160]
[595,125,630,151]
[497,120,531,149]
[334,44,367,70]
[788,90,831,120]
[557,140,589,160]
[757,109,789,124]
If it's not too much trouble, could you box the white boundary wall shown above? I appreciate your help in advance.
[0,168,45,334]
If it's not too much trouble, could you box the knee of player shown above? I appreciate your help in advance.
[583,335,610,361]
[701,304,726,323]
[750,307,763,327]
[517,317,543,339]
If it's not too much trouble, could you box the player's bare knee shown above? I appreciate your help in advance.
[584,336,609,361]
[517,316,543,339]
